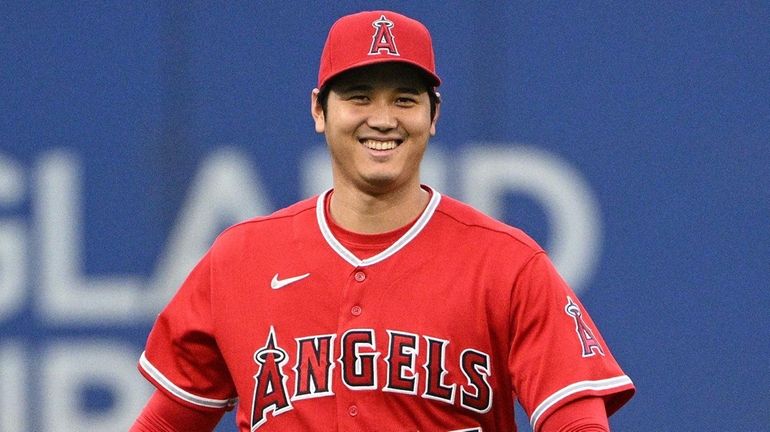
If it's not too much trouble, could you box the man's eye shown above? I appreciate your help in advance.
[396,97,417,105]
[348,94,369,101]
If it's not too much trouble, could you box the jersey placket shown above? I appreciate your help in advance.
[335,265,374,430]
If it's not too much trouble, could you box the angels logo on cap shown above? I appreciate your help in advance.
[316,10,441,89]
[369,15,399,56]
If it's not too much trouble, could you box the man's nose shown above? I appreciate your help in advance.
[366,102,397,131]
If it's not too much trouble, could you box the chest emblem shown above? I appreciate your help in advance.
[270,273,310,289]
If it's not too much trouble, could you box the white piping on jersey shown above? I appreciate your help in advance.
[139,351,238,409]
[530,374,633,431]
[316,186,442,267]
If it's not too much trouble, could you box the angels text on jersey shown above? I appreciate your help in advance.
[250,326,492,430]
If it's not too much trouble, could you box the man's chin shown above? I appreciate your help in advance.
[358,174,404,194]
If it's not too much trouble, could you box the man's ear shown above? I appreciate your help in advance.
[311,88,325,133]
[429,91,441,136]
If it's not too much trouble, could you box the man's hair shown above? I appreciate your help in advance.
[316,77,441,121]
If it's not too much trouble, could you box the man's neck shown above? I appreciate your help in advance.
[328,183,430,234]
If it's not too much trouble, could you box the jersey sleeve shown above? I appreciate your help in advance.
[138,250,237,412]
[507,252,634,431]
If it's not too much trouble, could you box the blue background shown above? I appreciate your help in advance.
[1,2,768,431]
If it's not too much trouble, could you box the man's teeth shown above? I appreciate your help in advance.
[362,139,398,150]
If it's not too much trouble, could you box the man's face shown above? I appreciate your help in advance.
[312,63,439,195]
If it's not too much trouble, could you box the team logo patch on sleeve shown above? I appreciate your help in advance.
[564,296,605,357]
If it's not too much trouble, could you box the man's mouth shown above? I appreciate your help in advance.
[361,139,401,151]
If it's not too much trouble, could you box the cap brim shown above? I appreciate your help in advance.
[318,57,441,89]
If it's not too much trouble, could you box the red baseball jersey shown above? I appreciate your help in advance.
[138,186,634,431]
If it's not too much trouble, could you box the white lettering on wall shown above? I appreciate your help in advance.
[35,151,145,324]
[31,149,271,323]
[41,341,152,432]
[145,147,270,312]
[462,145,602,293]
[0,343,27,431]
[0,155,27,322]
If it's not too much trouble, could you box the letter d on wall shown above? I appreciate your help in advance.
[462,145,602,294]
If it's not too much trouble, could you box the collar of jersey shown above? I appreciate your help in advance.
[316,185,442,267]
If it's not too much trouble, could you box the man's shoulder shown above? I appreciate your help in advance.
[214,196,318,244]
[435,194,543,252]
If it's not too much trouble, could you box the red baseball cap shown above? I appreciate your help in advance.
[317,10,441,89]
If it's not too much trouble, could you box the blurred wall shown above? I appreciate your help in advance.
[1,2,768,431]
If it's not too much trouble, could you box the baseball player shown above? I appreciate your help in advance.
[132,10,634,432]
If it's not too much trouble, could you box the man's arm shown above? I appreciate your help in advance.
[130,390,224,432]
[539,396,610,432]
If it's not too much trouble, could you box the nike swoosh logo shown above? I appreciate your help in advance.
[271,273,310,289]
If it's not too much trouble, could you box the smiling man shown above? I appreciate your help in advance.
[312,62,438,233]
[132,10,634,432]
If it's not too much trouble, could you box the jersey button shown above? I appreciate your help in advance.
[351,305,362,316]
[348,405,359,417]
[354,271,366,282]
